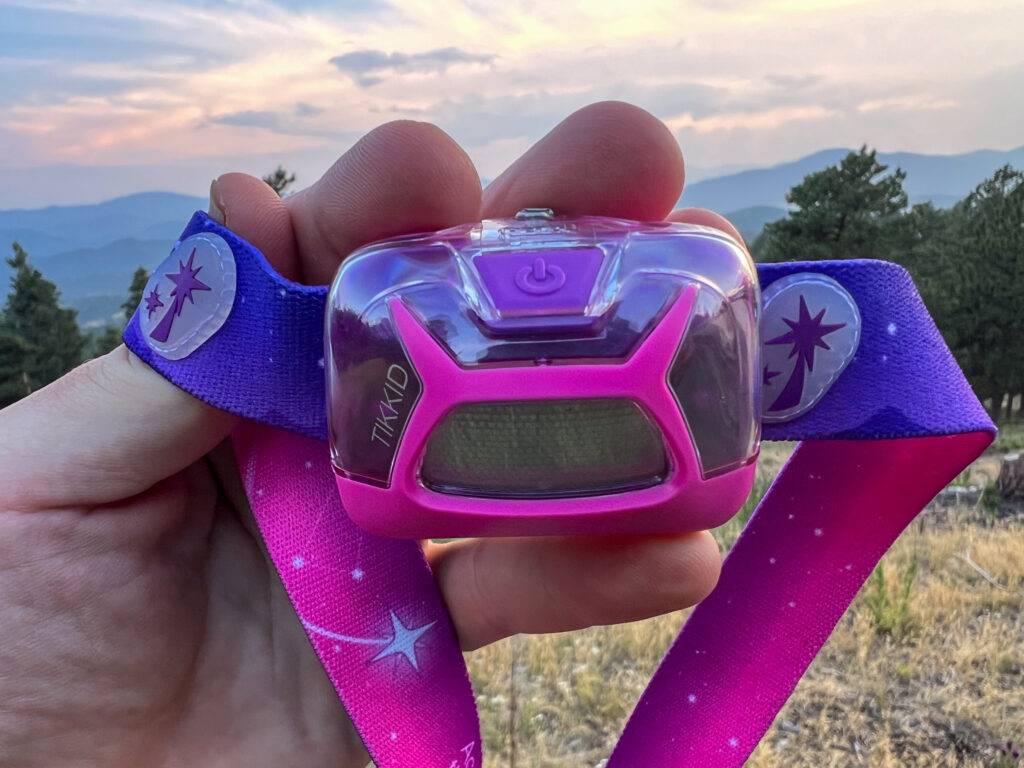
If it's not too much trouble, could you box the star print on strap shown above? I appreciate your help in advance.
[124,214,994,768]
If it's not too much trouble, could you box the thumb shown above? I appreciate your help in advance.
[0,174,296,511]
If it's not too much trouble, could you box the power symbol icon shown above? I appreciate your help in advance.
[514,257,566,295]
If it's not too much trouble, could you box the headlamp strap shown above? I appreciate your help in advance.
[125,213,994,767]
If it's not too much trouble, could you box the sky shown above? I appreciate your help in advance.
[1,0,1022,208]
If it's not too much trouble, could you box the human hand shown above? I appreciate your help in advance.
[0,102,741,768]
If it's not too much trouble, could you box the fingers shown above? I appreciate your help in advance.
[428,532,722,651]
[420,114,730,649]
[482,101,685,221]
[211,173,300,281]
[667,207,747,248]
[0,345,240,511]
[286,121,482,285]
[0,125,484,512]
[0,177,294,511]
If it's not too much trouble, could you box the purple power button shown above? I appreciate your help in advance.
[474,248,604,317]
[515,257,566,295]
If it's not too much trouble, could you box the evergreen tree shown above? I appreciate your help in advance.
[92,266,151,357]
[889,201,962,330]
[942,166,1024,418]
[0,328,33,408]
[91,325,124,358]
[755,147,908,263]
[262,166,296,197]
[122,267,150,321]
[1,242,85,397]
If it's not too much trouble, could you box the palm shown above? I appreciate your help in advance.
[1,105,728,768]
[0,454,363,768]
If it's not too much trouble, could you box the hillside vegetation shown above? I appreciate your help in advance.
[468,438,1024,767]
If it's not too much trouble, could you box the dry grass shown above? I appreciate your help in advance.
[467,446,1024,767]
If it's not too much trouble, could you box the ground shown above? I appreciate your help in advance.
[467,430,1024,767]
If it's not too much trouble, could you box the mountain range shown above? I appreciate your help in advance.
[2,145,1022,328]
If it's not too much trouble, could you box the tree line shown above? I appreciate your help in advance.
[754,149,1023,420]
[0,168,297,409]
[1,158,1021,418]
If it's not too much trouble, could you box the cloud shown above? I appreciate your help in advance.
[0,62,148,108]
[414,78,732,149]
[329,47,496,87]
[209,110,284,130]
[294,102,323,118]
[857,96,957,113]
[0,4,224,68]
[764,74,822,90]
[2,0,1022,207]
[205,108,359,143]
[687,0,766,8]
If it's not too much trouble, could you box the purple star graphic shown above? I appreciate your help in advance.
[149,248,212,343]
[763,366,782,387]
[765,295,846,413]
[144,287,164,318]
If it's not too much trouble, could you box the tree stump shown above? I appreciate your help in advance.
[996,453,1024,500]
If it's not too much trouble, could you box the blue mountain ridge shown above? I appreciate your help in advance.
[1,144,1021,327]
[679,146,1024,212]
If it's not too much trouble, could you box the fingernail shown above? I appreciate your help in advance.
[208,178,225,224]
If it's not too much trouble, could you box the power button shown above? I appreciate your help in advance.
[515,257,566,295]
[474,248,604,317]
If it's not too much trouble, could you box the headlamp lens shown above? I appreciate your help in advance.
[421,399,667,498]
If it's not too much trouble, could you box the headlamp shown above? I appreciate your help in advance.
[325,208,761,537]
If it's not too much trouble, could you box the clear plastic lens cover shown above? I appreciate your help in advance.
[421,399,667,498]
[325,214,760,485]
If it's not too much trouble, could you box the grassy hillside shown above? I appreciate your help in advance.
[467,437,1024,767]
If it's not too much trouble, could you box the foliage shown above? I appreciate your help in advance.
[0,242,85,403]
[864,560,918,641]
[754,146,907,262]
[997,740,1021,768]
[90,326,124,358]
[941,167,1024,417]
[262,166,296,196]
[990,423,1024,454]
[0,328,33,407]
[122,266,150,321]
[90,266,151,358]
[754,148,1024,421]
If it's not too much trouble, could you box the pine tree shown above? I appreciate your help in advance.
[0,328,33,408]
[754,147,908,263]
[91,266,151,357]
[1,242,86,397]
[122,267,150,322]
[943,166,1024,418]
[262,166,296,196]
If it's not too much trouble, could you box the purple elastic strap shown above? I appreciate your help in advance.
[124,213,994,767]
[125,214,991,442]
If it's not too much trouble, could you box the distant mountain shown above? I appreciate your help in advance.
[0,192,205,326]
[0,191,206,259]
[2,145,1022,329]
[681,146,1024,212]
[33,238,178,327]
[73,294,128,329]
[684,162,760,185]
[33,238,173,297]
[722,206,787,244]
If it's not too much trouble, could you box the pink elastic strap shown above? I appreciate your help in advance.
[610,432,991,765]
[233,425,990,767]
[233,423,481,767]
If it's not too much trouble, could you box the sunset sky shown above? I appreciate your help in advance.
[2,0,1022,207]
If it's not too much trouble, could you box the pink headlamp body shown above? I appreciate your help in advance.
[326,210,761,538]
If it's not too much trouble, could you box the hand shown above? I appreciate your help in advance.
[0,102,740,768]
